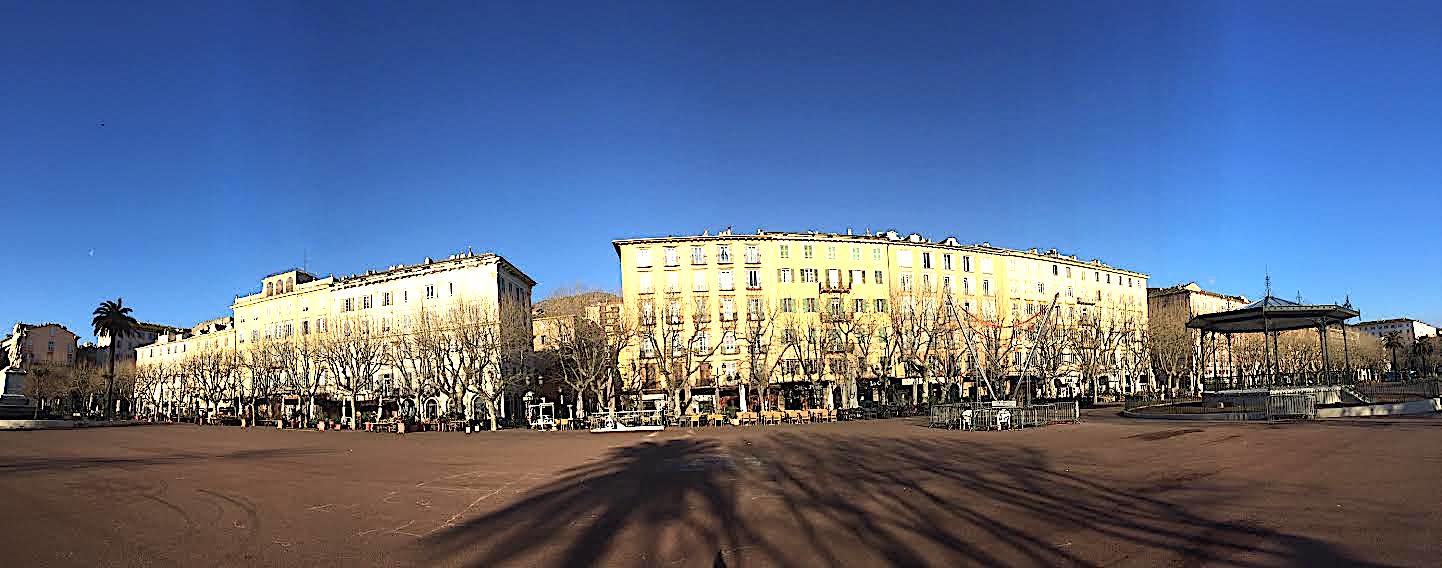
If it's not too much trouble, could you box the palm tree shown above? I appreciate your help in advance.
[92,298,138,420]
[1380,331,1405,379]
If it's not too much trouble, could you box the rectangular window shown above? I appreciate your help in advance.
[779,244,790,259]
[425,285,436,299]
[850,269,865,285]
[778,268,793,283]
[746,269,761,289]
[854,299,866,313]
[943,254,953,270]
[719,270,734,291]
[747,297,763,319]
[897,250,913,268]
[803,298,817,313]
[874,270,884,284]
[873,247,882,261]
[344,298,354,311]
[721,297,736,320]
[362,295,373,309]
[921,252,932,269]
[982,279,992,296]
[803,244,814,259]
[826,245,837,260]
[636,249,652,268]
[664,247,679,266]
[800,268,818,283]
[851,247,861,261]
[666,272,680,293]
[827,268,842,287]
[963,255,972,272]
[1052,264,1059,276]
[963,277,971,295]
[745,245,760,264]
[901,274,913,291]
[382,292,392,306]
[943,275,953,292]
[979,258,993,274]
[638,273,654,294]
[692,246,706,265]
[875,298,888,313]
[718,245,732,264]
[1037,281,1045,294]
[449,282,455,296]
[693,271,708,292]
[781,298,796,312]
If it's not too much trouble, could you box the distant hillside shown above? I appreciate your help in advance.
[534,290,620,317]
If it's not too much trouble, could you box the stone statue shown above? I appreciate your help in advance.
[5,324,25,370]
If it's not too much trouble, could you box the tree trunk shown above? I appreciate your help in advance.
[485,398,500,431]
[105,344,117,418]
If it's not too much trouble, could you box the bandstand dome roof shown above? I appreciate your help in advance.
[1186,296,1360,333]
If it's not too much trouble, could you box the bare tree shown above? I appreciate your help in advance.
[737,299,786,414]
[241,338,285,424]
[68,359,105,416]
[22,364,65,418]
[552,309,636,420]
[1067,306,1129,403]
[635,296,722,417]
[317,314,387,428]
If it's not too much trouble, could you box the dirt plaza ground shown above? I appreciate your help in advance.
[1,411,1439,568]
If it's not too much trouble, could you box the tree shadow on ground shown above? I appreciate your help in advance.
[0,448,335,474]
[421,432,1399,567]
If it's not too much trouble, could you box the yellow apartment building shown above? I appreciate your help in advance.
[614,229,1149,412]
[134,250,536,422]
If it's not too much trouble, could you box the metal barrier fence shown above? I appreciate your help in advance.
[1355,379,1442,401]
[585,409,667,429]
[928,401,1080,430]
[838,404,929,421]
[1203,370,1357,392]
[1265,394,1315,418]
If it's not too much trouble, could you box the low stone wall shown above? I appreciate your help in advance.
[1314,398,1442,418]
[0,419,154,431]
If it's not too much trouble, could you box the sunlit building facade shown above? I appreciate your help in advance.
[614,229,1149,411]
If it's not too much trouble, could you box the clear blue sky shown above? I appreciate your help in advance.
[3,1,1440,341]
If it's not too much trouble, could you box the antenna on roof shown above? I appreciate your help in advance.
[1264,271,1272,299]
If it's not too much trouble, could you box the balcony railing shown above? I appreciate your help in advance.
[720,313,736,322]
[819,283,851,294]
[747,311,766,321]
[693,314,711,323]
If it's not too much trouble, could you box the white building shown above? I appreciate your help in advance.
[1355,318,1438,344]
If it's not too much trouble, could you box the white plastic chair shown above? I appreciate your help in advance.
[995,409,1012,430]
